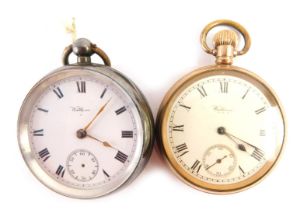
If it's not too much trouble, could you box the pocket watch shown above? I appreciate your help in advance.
[157,20,286,193]
[18,38,154,198]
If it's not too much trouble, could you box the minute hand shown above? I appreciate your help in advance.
[83,98,111,131]
[225,132,261,151]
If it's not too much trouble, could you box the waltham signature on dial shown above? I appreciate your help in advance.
[212,105,232,113]
[70,106,90,113]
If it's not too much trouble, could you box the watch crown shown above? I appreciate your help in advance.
[213,30,238,48]
[212,30,238,65]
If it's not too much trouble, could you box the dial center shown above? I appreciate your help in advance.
[217,126,226,135]
[76,129,87,139]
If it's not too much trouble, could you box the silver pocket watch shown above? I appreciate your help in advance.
[18,38,154,198]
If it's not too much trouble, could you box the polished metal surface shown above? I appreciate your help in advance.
[18,38,154,198]
[62,38,111,66]
[72,38,94,57]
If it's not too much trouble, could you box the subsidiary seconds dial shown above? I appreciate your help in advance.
[203,145,236,177]
[67,150,99,182]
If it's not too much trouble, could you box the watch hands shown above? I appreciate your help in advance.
[227,132,262,150]
[83,98,112,131]
[76,129,118,150]
[217,126,264,156]
[217,127,247,152]
[205,155,227,170]
[86,133,118,150]
[76,98,120,150]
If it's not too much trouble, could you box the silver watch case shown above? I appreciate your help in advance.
[18,63,154,198]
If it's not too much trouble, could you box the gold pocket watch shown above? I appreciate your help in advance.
[157,20,286,193]
[18,38,154,198]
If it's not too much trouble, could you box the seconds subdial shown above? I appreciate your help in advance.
[203,145,237,177]
[67,149,99,182]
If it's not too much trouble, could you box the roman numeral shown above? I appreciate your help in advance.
[242,88,250,99]
[103,169,110,178]
[37,107,48,113]
[115,151,128,163]
[100,88,107,98]
[115,106,126,115]
[175,143,189,157]
[38,148,50,162]
[33,129,44,136]
[220,81,228,93]
[255,107,266,115]
[251,148,264,161]
[190,160,202,172]
[197,85,207,97]
[121,130,133,138]
[76,81,86,93]
[53,87,64,99]
[172,125,184,132]
[179,104,191,111]
[238,165,245,174]
[260,129,266,136]
[55,165,65,177]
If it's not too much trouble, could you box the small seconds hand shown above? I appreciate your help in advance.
[205,155,227,170]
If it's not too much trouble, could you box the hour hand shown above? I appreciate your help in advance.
[76,128,118,150]
[217,127,264,161]
[86,133,118,150]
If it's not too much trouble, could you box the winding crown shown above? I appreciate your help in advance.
[213,30,238,48]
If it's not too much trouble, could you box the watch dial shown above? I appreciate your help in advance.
[166,73,284,186]
[28,72,143,190]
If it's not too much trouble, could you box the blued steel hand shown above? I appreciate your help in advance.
[217,127,264,160]
[226,132,261,151]
[217,127,248,152]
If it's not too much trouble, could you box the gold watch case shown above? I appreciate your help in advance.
[156,20,286,194]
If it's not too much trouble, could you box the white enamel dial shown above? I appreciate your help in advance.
[28,73,143,190]
[167,74,284,185]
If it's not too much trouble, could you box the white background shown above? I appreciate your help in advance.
[0,0,303,209]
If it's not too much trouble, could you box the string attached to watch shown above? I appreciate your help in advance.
[65,17,77,42]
